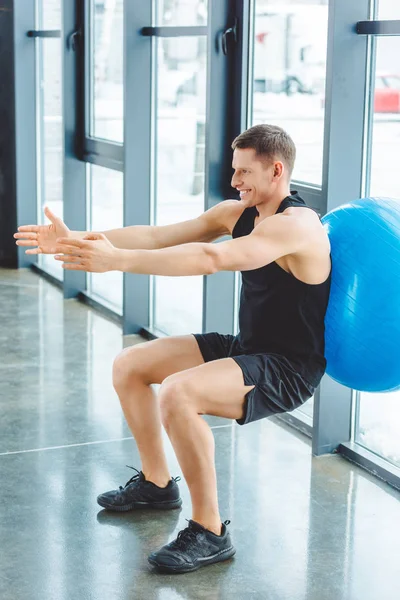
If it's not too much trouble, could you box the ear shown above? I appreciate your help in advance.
[273,161,284,179]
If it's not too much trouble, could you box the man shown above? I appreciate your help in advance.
[15,124,331,574]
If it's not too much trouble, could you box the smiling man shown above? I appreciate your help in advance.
[15,124,331,574]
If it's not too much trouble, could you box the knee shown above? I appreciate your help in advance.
[159,375,193,427]
[112,344,147,392]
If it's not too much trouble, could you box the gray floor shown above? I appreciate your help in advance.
[0,268,399,600]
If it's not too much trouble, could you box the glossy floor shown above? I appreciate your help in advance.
[0,269,399,600]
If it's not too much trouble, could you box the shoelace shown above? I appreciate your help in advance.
[119,466,182,491]
[172,522,199,550]
[119,466,141,491]
[172,519,231,551]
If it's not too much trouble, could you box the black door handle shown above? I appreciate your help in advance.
[27,30,61,38]
[221,18,238,55]
[67,29,82,51]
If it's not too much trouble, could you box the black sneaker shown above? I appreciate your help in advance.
[97,467,182,512]
[148,519,236,574]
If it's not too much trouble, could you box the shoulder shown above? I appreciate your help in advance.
[255,207,317,234]
[254,207,328,251]
[202,199,246,236]
[282,205,320,221]
[280,206,325,238]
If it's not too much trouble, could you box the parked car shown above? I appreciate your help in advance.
[374,74,400,113]
[320,74,400,114]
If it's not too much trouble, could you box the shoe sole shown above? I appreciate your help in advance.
[148,546,236,574]
[97,497,182,512]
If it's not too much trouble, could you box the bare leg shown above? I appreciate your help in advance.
[159,358,253,533]
[112,335,205,487]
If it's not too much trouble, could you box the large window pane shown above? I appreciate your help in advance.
[357,28,400,468]
[36,0,63,280]
[88,165,123,313]
[40,0,61,28]
[377,0,400,19]
[153,36,207,335]
[356,391,400,468]
[156,0,208,26]
[250,0,328,185]
[368,38,400,198]
[89,0,123,142]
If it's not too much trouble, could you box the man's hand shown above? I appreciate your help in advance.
[54,233,120,272]
[14,207,70,255]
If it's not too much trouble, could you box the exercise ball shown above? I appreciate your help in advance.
[322,197,400,392]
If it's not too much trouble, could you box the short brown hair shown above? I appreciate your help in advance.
[232,124,296,178]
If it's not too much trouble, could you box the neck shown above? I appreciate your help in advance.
[255,188,291,219]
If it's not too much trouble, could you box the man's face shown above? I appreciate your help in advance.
[231,148,281,204]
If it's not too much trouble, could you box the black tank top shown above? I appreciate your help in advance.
[232,192,331,386]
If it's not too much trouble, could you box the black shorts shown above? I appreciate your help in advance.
[193,332,316,426]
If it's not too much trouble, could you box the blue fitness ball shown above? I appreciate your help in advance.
[322,197,400,392]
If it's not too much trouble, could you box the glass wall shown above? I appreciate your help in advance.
[377,0,400,19]
[36,0,63,280]
[368,37,400,198]
[356,391,400,468]
[157,0,208,26]
[87,165,124,313]
[84,1,124,313]
[356,3,400,469]
[89,0,124,142]
[152,3,208,335]
[250,0,328,185]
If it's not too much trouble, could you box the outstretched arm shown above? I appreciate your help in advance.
[102,199,240,248]
[15,201,238,254]
[54,212,309,275]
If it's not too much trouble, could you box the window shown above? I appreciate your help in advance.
[87,165,123,313]
[356,27,400,468]
[356,391,400,468]
[249,0,328,185]
[368,38,400,198]
[89,0,124,142]
[152,26,207,334]
[157,0,208,26]
[377,0,400,19]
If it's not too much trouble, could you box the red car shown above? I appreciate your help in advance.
[320,74,400,113]
[374,74,400,113]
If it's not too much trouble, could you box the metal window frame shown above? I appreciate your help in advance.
[338,12,400,487]
[276,412,313,439]
[339,442,400,492]
[123,0,242,335]
[309,2,400,491]
[14,1,37,269]
[203,1,246,335]
[34,30,46,247]
[83,139,124,171]
[31,4,63,280]
[122,0,152,334]
[245,0,327,216]
[63,0,87,298]
[311,0,373,457]
[78,0,124,169]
